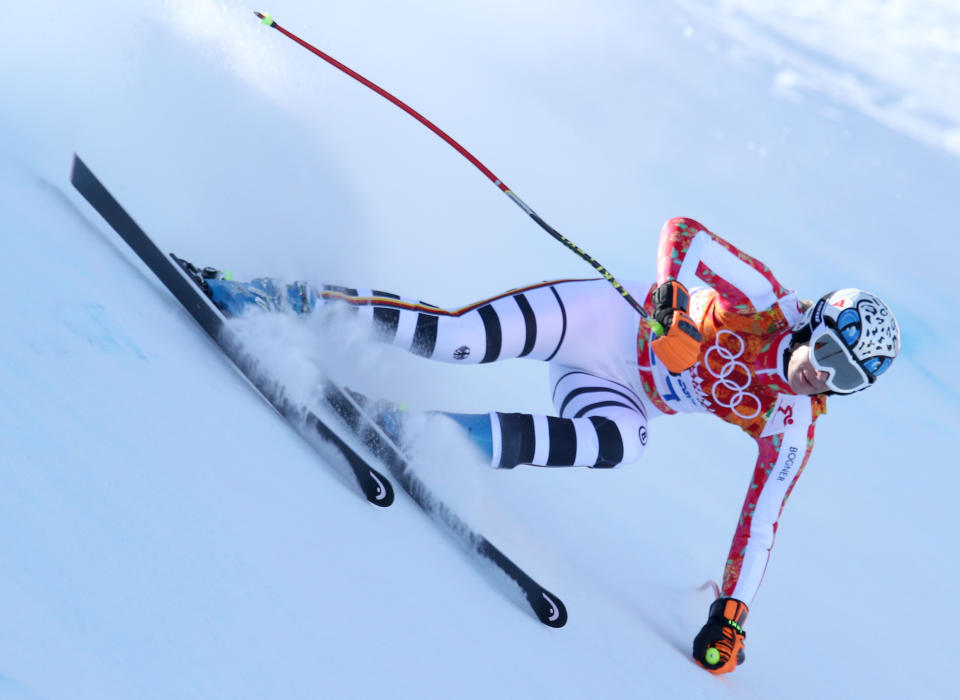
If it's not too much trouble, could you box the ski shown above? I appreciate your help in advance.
[70,154,566,628]
[321,381,569,628]
[69,154,394,508]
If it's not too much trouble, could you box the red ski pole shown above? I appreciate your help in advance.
[255,11,649,320]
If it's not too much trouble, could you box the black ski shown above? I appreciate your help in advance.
[70,154,566,628]
[70,154,394,507]
[322,382,568,628]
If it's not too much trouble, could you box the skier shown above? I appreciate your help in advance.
[178,216,900,675]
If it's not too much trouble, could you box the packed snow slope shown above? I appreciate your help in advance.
[2,1,958,698]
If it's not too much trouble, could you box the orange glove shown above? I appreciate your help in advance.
[692,597,748,674]
[649,280,702,374]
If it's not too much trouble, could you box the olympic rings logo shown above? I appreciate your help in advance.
[702,330,762,420]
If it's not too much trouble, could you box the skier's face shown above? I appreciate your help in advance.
[787,343,832,395]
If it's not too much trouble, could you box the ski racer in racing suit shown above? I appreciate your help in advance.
[189,216,900,676]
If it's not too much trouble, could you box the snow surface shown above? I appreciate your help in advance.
[2,1,958,697]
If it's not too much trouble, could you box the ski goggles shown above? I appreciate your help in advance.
[807,303,893,393]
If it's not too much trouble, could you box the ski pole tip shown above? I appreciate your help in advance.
[255,11,275,26]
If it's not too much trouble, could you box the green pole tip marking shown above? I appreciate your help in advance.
[647,318,665,336]
[705,647,721,665]
[223,270,233,281]
[260,13,275,26]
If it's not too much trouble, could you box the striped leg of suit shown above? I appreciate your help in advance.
[314,279,650,469]
[491,369,648,468]
[314,280,577,364]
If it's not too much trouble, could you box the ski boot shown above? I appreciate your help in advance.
[170,254,315,318]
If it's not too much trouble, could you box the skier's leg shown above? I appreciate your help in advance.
[186,254,649,380]
[201,274,641,367]
[439,367,649,469]
[319,278,652,372]
[308,281,584,364]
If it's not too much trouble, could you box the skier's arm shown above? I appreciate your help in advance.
[656,217,797,317]
[720,419,815,604]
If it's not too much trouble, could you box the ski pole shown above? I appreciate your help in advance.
[254,11,649,320]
